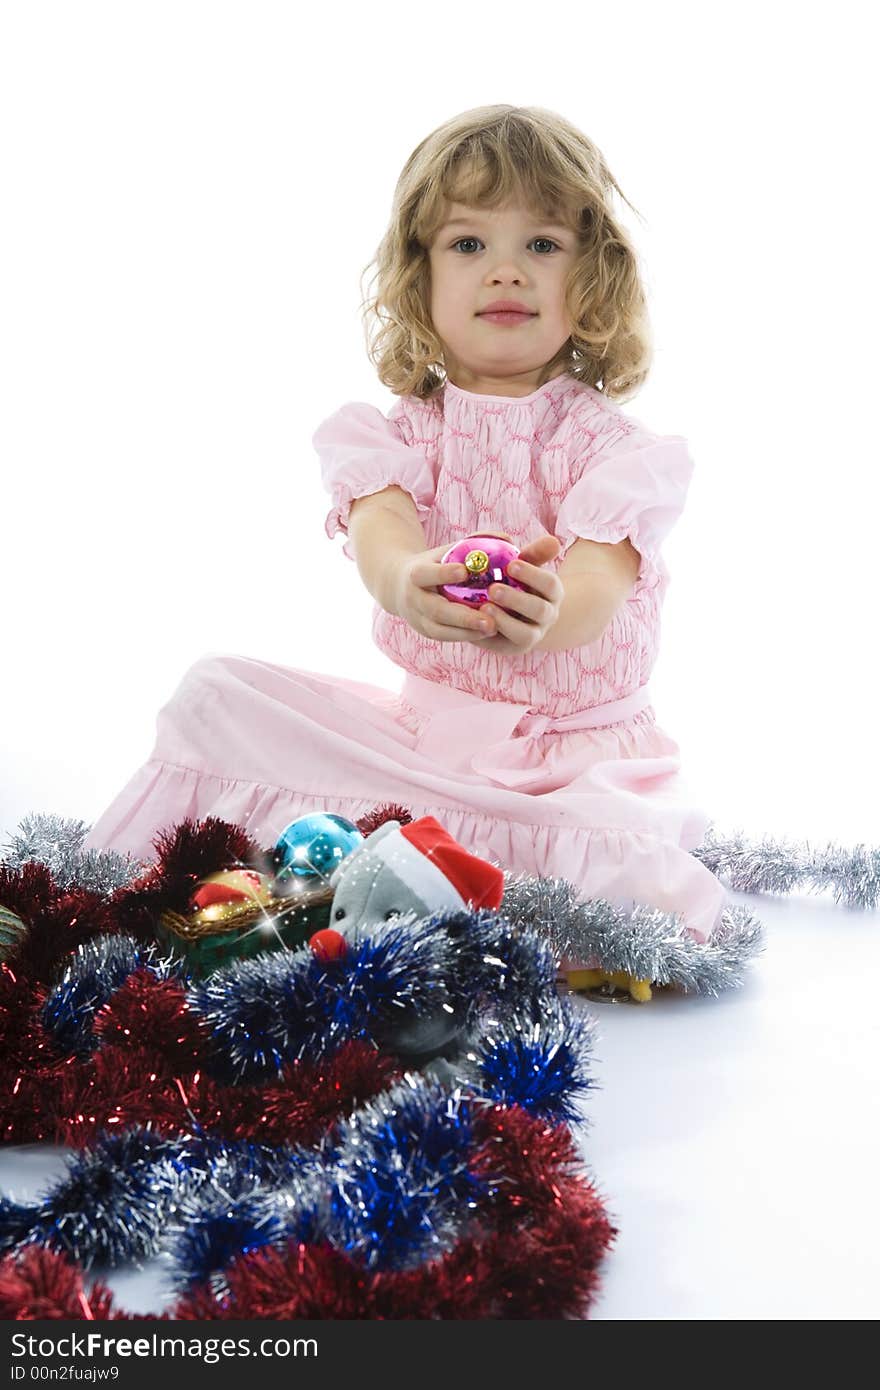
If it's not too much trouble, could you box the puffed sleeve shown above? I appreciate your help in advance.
[554,424,695,595]
[312,399,437,559]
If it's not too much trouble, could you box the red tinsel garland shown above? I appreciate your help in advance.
[0,1246,120,1322]
[0,1107,615,1321]
[0,962,401,1147]
[0,807,615,1320]
[0,862,117,983]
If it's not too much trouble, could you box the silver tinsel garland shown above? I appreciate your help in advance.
[0,813,150,894]
[693,821,880,910]
[0,1074,584,1281]
[3,810,879,1000]
[501,873,764,996]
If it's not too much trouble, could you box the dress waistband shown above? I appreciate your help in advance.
[399,672,653,789]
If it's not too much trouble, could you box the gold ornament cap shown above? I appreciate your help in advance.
[464,549,489,576]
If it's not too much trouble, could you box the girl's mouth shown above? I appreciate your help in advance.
[477,311,537,326]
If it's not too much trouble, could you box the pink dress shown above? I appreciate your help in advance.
[82,373,727,945]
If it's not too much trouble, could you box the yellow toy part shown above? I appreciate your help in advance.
[565,967,653,1003]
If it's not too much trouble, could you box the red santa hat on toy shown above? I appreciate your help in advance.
[371,815,505,913]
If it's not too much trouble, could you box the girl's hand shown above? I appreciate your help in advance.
[391,544,502,645]
[474,533,564,655]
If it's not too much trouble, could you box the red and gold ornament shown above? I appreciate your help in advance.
[188,868,274,925]
[157,865,332,974]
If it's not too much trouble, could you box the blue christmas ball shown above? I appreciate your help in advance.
[272,813,363,886]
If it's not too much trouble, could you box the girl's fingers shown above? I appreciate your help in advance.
[516,535,562,570]
[422,591,495,633]
[507,561,564,604]
[517,531,561,556]
[423,616,497,644]
[411,560,469,588]
[481,603,533,646]
[485,584,549,625]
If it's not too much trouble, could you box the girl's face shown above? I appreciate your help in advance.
[427,198,578,397]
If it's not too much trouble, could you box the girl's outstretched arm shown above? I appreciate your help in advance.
[532,536,640,652]
[348,485,432,614]
[478,534,639,654]
[348,487,495,645]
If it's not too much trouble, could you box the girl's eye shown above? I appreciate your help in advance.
[451,237,559,255]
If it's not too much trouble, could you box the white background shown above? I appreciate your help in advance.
[1,0,878,1322]
[2,0,876,845]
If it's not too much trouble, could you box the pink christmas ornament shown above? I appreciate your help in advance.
[440,534,525,607]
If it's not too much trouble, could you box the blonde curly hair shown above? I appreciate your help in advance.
[359,105,653,404]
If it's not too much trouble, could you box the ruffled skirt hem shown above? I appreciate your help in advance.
[82,654,728,943]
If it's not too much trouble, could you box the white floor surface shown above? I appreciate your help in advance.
[1,888,877,1320]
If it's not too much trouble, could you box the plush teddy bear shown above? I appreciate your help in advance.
[319,815,505,1062]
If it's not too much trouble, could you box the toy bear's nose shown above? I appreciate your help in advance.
[309,928,348,961]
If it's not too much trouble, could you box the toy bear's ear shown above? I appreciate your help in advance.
[328,820,401,891]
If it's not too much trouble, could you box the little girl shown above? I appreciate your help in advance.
[83,104,727,945]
